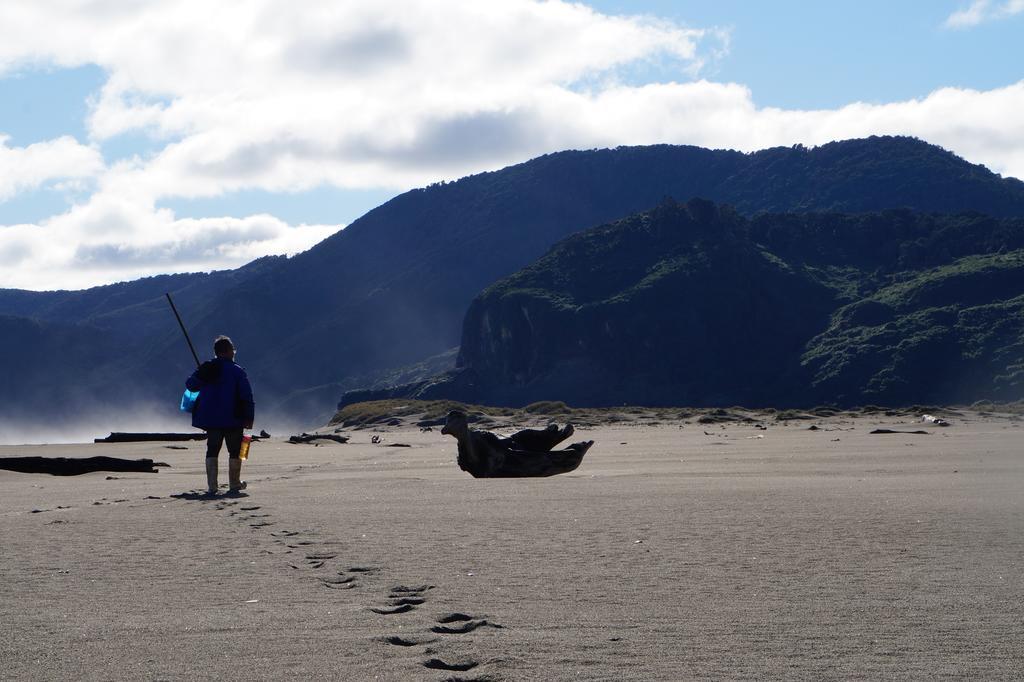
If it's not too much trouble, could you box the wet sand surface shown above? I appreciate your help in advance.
[2,412,1023,680]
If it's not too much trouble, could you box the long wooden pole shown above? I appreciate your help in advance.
[166,293,201,368]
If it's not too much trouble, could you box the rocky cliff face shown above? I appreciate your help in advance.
[407,200,1024,409]
[454,199,837,406]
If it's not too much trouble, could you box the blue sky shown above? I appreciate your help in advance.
[593,1,1024,108]
[1,0,1022,290]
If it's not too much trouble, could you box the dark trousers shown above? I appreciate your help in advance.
[206,428,243,460]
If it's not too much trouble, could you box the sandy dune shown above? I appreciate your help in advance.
[2,411,1023,680]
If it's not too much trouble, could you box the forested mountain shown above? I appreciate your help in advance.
[4,136,1024,430]
[399,199,1024,408]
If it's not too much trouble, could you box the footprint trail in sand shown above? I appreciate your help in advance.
[186,492,508,680]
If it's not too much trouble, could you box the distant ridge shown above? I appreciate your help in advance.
[4,136,1024,425]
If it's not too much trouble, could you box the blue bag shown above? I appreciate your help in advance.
[180,388,200,413]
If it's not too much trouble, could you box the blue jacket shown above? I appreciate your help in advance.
[186,357,255,430]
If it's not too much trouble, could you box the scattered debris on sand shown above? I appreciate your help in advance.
[328,399,1024,433]
[922,414,951,427]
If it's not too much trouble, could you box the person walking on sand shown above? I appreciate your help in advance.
[186,335,254,495]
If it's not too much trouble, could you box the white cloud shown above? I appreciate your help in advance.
[0,0,719,290]
[0,1,1022,291]
[945,0,1024,28]
[564,80,1024,179]
[0,198,338,290]
[0,135,104,201]
[946,0,991,27]
[1,155,336,291]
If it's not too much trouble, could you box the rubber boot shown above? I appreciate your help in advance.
[229,458,247,493]
[205,459,219,495]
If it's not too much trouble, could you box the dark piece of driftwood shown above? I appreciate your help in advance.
[94,432,207,443]
[441,410,593,478]
[869,429,930,435]
[288,433,350,444]
[0,456,169,476]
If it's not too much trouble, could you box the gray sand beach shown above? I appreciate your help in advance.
[2,411,1023,680]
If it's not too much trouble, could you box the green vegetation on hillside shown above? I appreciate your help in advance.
[444,200,1024,408]
[803,251,1024,404]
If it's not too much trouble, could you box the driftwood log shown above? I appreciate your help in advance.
[0,456,169,476]
[288,433,350,444]
[94,432,207,443]
[441,410,593,478]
